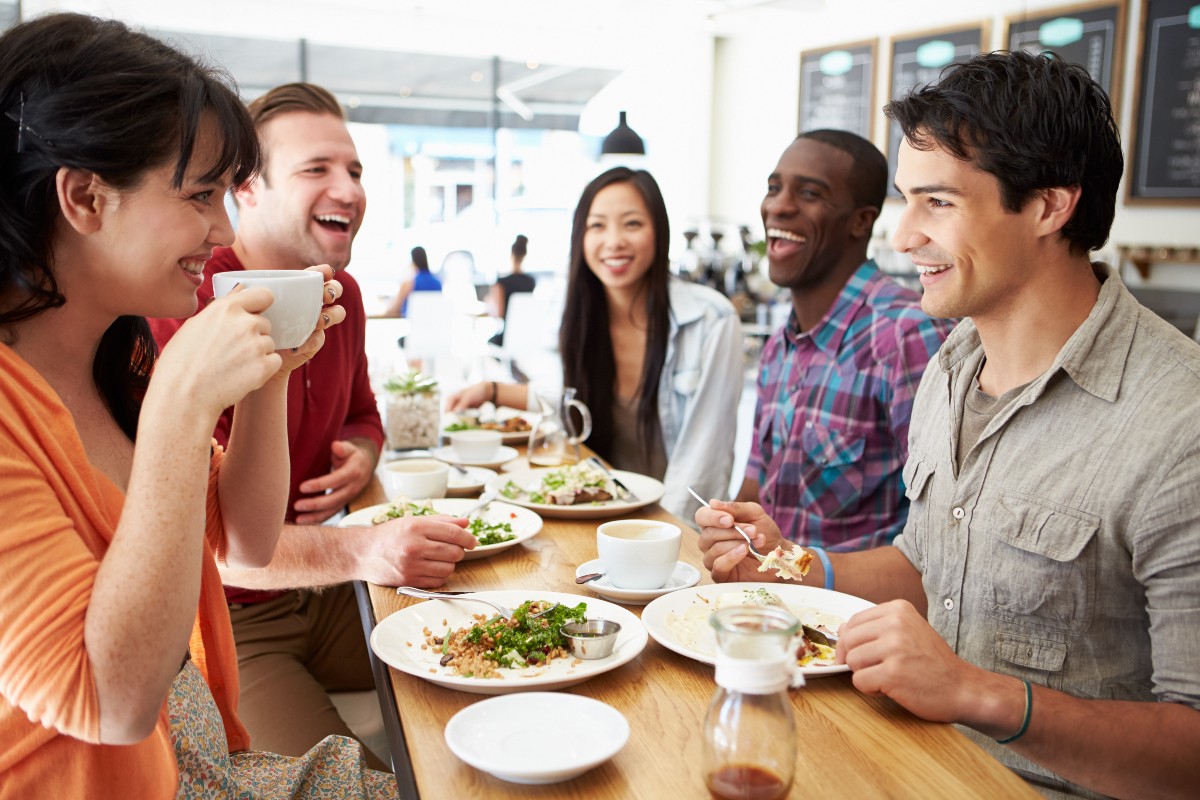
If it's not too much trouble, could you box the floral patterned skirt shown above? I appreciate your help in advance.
[169,661,397,800]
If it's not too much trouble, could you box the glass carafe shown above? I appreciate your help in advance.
[528,387,592,467]
[703,605,803,800]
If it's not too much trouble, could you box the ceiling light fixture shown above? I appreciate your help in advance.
[600,111,645,155]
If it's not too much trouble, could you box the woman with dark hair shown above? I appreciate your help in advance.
[486,234,536,345]
[449,168,743,519]
[0,13,392,798]
[383,244,442,317]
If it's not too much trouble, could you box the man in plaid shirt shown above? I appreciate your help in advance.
[737,130,953,550]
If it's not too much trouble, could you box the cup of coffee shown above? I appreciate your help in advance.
[449,429,502,462]
[212,269,323,350]
[381,458,449,500]
[596,519,681,590]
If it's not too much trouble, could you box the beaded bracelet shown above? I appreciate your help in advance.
[996,680,1033,745]
[809,546,834,591]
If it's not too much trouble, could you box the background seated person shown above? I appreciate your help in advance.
[383,245,441,318]
[449,167,744,521]
[487,233,535,346]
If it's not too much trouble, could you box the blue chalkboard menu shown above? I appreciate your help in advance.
[1129,0,1200,201]
[886,24,987,199]
[798,40,877,140]
[1005,2,1125,110]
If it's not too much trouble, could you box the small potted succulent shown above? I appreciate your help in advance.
[384,369,440,450]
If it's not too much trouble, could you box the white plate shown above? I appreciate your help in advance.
[446,466,496,497]
[370,590,647,694]
[444,692,628,784]
[432,444,519,469]
[485,468,665,519]
[443,409,533,445]
[641,582,875,677]
[340,499,542,560]
[575,559,702,605]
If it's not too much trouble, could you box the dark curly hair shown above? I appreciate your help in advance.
[0,13,259,438]
[884,50,1122,256]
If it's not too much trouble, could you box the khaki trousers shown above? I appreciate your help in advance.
[227,583,388,772]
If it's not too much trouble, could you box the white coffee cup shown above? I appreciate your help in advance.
[212,269,323,350]
[381,458,449,500]
[449,429,502,462]
[596,519,682,590]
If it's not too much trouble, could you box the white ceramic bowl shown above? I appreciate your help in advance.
[379,458,448,500]
[444,693,629,784]
[448,429,503,461]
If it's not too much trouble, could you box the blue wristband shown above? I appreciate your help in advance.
[809,546,834,590]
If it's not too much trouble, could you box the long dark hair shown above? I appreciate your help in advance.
[411,246,431,273]
[0,14,260,439]
[559,167,671,461]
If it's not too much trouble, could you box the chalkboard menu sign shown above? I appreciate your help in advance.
[1129,0,1200,202]
[885,24,987,199]
[1004,1,1124,110]
[798,40,877,140]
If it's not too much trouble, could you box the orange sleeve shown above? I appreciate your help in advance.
[0,432,102,742]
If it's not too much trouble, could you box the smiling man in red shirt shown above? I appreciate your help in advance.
[150,83,476,769]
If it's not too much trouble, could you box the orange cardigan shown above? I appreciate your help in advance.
[0,343,249,799]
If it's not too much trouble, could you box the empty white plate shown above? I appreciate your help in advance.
[444,692,629,784]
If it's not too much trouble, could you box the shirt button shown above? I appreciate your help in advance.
[952,506,965,520]
[943,598,954,610]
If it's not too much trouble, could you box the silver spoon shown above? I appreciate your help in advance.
[686,486,768,563]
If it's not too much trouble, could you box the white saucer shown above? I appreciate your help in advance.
[432,445,518,470]
[575,559,702,605]
[445,466,496,497]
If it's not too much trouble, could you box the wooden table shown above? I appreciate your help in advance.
[349,468,1038,799]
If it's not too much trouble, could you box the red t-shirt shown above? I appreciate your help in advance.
[149,248,384,604]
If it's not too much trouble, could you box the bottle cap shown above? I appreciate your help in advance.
[714,652,805,694]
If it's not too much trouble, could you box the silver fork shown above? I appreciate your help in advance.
[687,486,768,563]
[395,587,560,620]
[587,456,639,502]
[460,490,497,518]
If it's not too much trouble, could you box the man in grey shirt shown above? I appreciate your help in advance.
[696,51,1200,799]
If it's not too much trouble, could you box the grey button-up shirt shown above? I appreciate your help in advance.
[896,265,1200,799]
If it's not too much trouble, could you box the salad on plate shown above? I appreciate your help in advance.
[500,463,615,506]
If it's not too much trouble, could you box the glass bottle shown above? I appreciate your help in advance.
[703,605,803,800]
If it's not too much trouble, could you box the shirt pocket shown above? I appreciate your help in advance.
[902,455,934,502]
[796,423,867,518]
[993,631,1068,687]
[986,492,1099,635]
[900,454,936,555]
